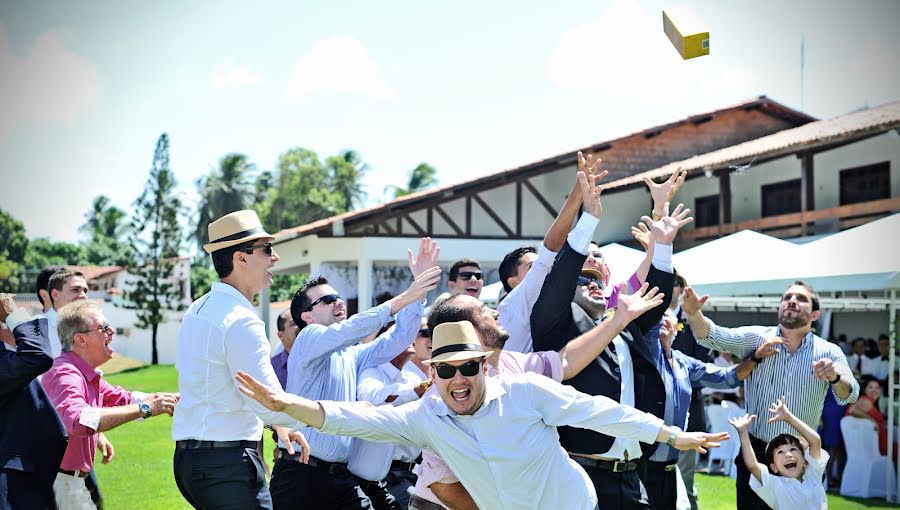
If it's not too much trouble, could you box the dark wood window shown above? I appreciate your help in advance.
[695,195,720,227]
[839,162,890,205]
[761,179,801,217]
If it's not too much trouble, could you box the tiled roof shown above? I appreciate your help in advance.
[604,101,900,191]
[65,265,125,282]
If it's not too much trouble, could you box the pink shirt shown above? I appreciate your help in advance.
[42,351,133,472]
[413,350,563,505]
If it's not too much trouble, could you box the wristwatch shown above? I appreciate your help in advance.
[138,401,152,419]
[666,427,681,448]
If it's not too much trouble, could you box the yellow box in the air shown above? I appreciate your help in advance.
[663,9,709,60]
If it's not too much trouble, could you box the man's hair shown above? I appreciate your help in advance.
[36,265,65,296]
[787,280,820,311]
[276,309,291,332]
[765,433,805,472]
[211,240,256,278]
[290,275,330,328]
[879,333,889,341]
[427,291,478,334]
[47,270,85,304]
[851,337,866,347]
[57,301,101,352]
[448,258,481,281]
[498,246,535,294]
[674,273,687,288]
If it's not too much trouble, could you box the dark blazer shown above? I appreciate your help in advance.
[0,318,68,510]
[531,242,673,457]
[670,306,712,433]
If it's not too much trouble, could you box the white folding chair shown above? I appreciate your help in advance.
[839,416,896,499]
[705,403,739,475]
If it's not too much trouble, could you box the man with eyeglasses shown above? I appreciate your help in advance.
[446,259,483,299]
[269,238,442,510]
[41,300,178,509]
[234,320,729,510]
[172,210,311,510]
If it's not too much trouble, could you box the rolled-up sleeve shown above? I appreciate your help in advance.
[43,365,99,438]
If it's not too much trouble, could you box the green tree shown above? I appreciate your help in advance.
[195,153,256,249]
[0,208,28,291]
[386,162,438,198]
[79,195,134,266]
[189,258,217,301]
[126,133,185,365]
[257,148,343,231]
[269,272,308,303]
[327,150,367,211]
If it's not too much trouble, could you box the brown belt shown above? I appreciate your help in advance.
[409,494,446,510]
[59,469,89,479]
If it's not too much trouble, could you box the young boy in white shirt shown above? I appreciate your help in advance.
[730,397,828,510]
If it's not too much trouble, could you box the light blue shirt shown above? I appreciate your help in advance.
[285,299,424,462]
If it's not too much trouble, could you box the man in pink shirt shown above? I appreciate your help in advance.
[41,301,178,509]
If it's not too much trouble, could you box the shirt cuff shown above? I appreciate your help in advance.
[397,298,426,319]
[79,407,102,431]
[724,367,740,388]
[651,242,673,273]
[537,243,557,263]
[393,383,422,405]
[567,213,599,255]
[5,308,32,330]
[130,391,150,403]
[318,401,343,435]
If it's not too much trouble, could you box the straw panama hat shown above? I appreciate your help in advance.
[424,321,493,365]
[580,268,604,280]
[203,210,274,254]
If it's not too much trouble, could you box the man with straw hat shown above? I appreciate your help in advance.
[172,210,310,510]
[234,321,730,510]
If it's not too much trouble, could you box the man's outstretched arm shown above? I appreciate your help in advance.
[236,371,327,429]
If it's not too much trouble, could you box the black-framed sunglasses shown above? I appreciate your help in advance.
[242,242,274,256]
[79,321,114,336]
[417,328,431,338]
[577,275,603,289]
[457,271,483,281]
[305,293,341,312]
[433,360,482,379]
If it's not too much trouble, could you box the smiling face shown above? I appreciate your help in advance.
[864,379,882,401]
[74,310,116,368]
[573,274,605,319]
[239,238,280,291]
[768,437,806,480]
[301,284,346,327]
[431,358,488,415]
[448,265,483,298]
[778,285,819,330]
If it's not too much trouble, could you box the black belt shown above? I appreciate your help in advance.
[58,468,89,479]
[176,439,261,449]
[646,460,678,472]
[279,449,348,475]
[571,455,639,473]
[390,459,418,472]
[409,494,446,510]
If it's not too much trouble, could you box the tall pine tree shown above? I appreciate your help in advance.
[127,133,185,365]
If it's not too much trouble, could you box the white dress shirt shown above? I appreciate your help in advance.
[750,449,829,509]
[599,336,642,461]
[35,307,62,358]
[172,282,301,441]
[498,243,556,354]
[320,371,665,510]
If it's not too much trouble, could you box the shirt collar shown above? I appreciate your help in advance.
[211,281,255,310]
[378,361,403,381]
[774,327,815,351]
[58,350,102,382]
[429,376,507,417]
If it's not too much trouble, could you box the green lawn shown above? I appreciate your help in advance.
[96,365,894,509]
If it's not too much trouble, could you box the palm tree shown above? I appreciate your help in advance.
[386,162,439,198]
[195,153,256,249]
[327,150,368,212]
[81,195,128,241]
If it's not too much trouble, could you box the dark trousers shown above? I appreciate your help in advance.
[637,460,677,510]
[384,468,416,509]
[581,464,649,510]
[357,477,399,510]
[174,446,272,510]
[734,434,770,510]
[269,457,373,510]
[86,469,103,509]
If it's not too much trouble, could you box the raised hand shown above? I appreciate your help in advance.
[680,287,709,315]
[673,431,730,454]
[405,266,442,302]
[577,150,604,178]
[729,413,757,433]
[640,202,694,245]
[614,283,665,324]
[0,293,16,323]
[236,371,290,412]
[644,167,687,213]
[577,157,608,218]
[408,237,440,277]
[767,396,793,424]
[631,222,651,251]
[753,337,784,362]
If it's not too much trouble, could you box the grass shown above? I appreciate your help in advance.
[95,365,894,509]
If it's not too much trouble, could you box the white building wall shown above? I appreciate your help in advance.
[813,132,900,209]
[728,156,803,223]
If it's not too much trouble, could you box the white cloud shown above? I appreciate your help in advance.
[0,22,100,136]
[286,35,396,99]
[210,58,263,89]
[546,0,753,101]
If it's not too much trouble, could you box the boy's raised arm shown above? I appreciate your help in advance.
[729,414,763,483]
[767,396,822,460]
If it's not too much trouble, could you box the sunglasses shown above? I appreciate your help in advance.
[305,293,341,312]
[417,328,431,338]
[242,242,274,256]
[433,360,482,379]
[457,271,483,281]
[80,322,114,336]
[577,275,603,288]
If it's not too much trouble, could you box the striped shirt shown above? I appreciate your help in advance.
[695,322,859,442]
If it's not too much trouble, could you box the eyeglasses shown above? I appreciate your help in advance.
[457,271,483,281]
[79,322,114,336]
[242,242,274,256]
[305,293,341,312]
[577,275,603,288]
[417,328,431,338]
[433,360,482,379]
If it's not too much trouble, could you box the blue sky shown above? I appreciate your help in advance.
[1,0,898,247]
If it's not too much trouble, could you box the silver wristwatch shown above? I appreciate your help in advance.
[139,401,152,419]
[666,427,680,448]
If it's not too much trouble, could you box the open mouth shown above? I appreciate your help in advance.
[450,387,471,402]
[784,460,798,470]
[465,287,479,295]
